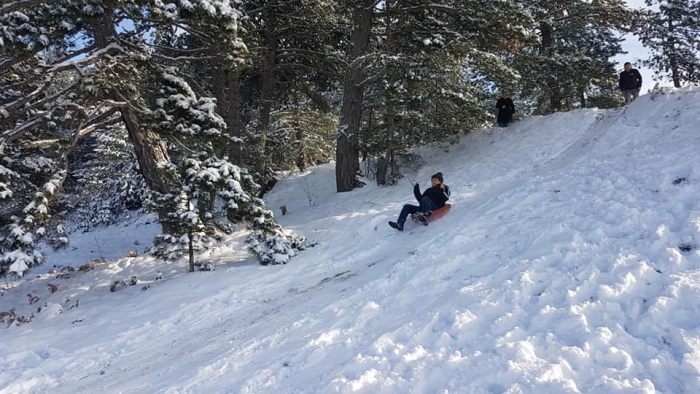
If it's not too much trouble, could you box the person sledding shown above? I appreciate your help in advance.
[389,172,451,231]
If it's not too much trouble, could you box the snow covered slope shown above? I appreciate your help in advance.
[2,88,700,393]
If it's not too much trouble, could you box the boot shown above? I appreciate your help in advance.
[388,221,404,231]
[418,215,429,226]
[412,211,430,225]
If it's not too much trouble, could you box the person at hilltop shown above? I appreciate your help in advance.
[619,62,642,105]
[496,92,516,127]
[388,172,450,231]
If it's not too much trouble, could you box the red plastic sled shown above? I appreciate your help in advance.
[429,203,451,221]
[412,203,451,223]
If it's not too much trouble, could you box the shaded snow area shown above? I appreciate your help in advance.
[2,88,700,393]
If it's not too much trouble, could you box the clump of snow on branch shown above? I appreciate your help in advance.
[1,171,66,277]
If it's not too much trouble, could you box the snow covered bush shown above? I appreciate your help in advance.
[0,171,66,278]
[223,166,308,265]
[0,165,18,201]
[147,69,307,267]
[248,227,308,266]
[149,187,210,264]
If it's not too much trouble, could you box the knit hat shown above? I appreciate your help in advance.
[431,172,443,183]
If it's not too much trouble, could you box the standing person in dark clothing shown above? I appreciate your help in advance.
[496,92,515,127]
[389,172,450,231]
[619,62,642,105]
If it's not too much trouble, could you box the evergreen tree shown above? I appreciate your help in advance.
[146,67,307,267]
[159,0,340,176]
[58,123,149,233]
[514,0,635,113]
[337,0,536,187]
[241,0,340,176]
[0,1,304,276]
[0,170,65,277]
[637,0,700,87]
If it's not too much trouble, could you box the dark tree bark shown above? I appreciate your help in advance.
[295,128,306,172]
[336,0,374,192]
[210,59,244,164]
[93,12,173,230]
[538,21,562,112]
[188,229,195,272]
[93,13,171,195]
[257,5,278,175]
[119,107,171,194]
[379,1,396,187]
[667,19,682,88]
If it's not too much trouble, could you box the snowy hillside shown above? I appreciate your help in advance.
[2,88,700,393]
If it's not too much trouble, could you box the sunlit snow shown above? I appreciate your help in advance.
[1,88,699,393]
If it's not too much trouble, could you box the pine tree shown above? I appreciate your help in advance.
[0,170,65,277]
[337,0,536,186]
[637,0,700,87]
[147,69,306,267]
[514,0,635,113]
[59,125,149,232]
[240,0,339,175]
[1,1,305,276]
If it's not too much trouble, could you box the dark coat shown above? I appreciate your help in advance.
[619,69,642,91]
[496,97,515,124]
[414,183,450,209]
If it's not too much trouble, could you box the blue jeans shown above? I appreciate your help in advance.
[397,197,436,223]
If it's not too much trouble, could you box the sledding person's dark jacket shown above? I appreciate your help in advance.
[414,183,450,209]
[619,69,642,91]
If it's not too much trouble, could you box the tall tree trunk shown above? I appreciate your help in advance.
[295,127,306,172]
[210,59,244,164]
[93,12,171,195]
[539,21,561,112]
[257,6,278,175]
[667,19,682,88]
[188,229,195,272]
[120,108,171,194]
[548,87,561,112]
[336,0,374,192]
[227,74,245,164]
[92,11,172,232]
[377,1,396,185]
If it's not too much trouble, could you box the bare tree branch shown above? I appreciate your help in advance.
[23,116,121,149]
[0,0,55,15]
[71,106,121,142]
[0,49,41,73]
[0,115,44,152]
[2,80,80,117]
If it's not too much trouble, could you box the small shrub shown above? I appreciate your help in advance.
[109,280,127,292]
